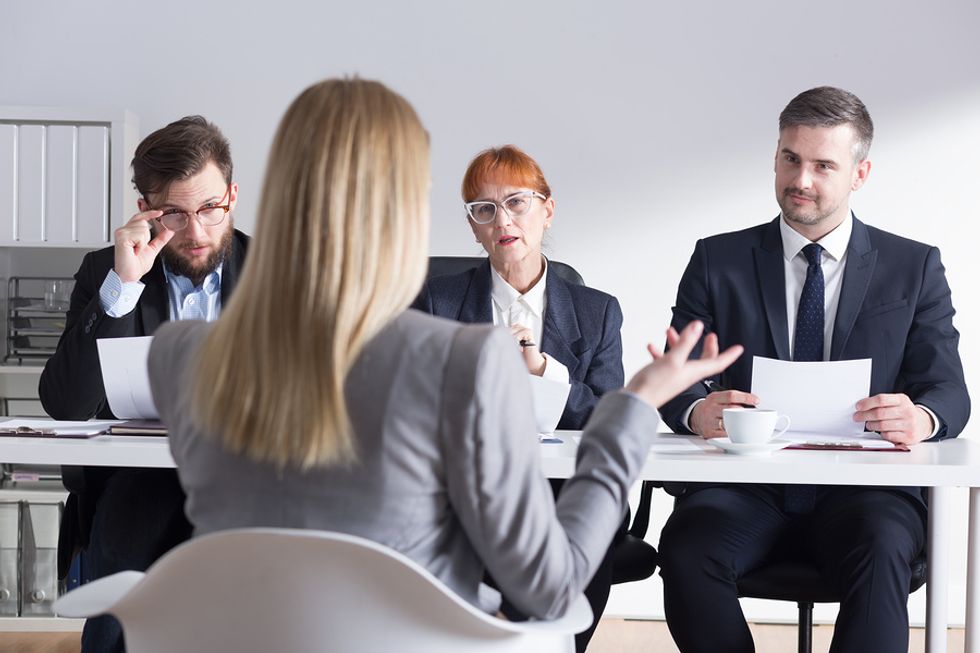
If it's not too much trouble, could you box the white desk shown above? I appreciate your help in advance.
[2,431,979,652]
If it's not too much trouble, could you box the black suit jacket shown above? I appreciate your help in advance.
[38,229,249,565]
[412,260,624,430]
[660,216,970,502]
[40,229,250,420]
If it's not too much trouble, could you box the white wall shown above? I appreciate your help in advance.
[3,0,978,626]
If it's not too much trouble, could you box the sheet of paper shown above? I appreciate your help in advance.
[528,374,571,435]
[781,430,899,450]
[751,356,871,435]
[97,336,159,419]
[0,418,122,436]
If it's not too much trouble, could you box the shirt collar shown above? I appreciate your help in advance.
[779,212,852,263]
[489,257,548,319]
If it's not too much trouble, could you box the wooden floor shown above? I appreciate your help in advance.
[0,620,967,652]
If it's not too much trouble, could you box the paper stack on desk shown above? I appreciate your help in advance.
[0,419,121,438]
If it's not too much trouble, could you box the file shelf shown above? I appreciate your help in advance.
[0,486,74,631]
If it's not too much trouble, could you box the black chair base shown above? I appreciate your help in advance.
[736,554,927,653]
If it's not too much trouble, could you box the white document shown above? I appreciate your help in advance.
[528,374,571,435]
[750,356,871,435]
[96,336,159,420]
[781,430,898,449]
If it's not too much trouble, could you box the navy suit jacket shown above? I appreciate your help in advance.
[660,216,970,502]
[412,260,624,430]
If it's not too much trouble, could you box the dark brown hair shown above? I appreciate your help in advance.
[779,86,874,161]
[131,115,232,198]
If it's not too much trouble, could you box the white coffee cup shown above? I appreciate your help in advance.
[722,408,791,444]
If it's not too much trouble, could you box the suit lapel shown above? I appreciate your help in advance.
[753,217,790,360]
[457,261,494,323]
[138,258,168,335]
[542,268,583,372]
[831,216,876,360]
[220,230,248,306]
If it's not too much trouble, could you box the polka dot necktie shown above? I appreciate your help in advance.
[785,243,824,514]
[793,243,825,363]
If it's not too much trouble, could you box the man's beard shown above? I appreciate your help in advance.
[162,225,234,286]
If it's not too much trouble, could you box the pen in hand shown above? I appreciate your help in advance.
[702,379,756,408]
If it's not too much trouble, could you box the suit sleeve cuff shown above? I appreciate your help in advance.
[99,269,145,317]
[682,398,705,433]
[916,404,941,439]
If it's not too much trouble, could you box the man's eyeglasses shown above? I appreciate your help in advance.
[149,185,232,231]
[464,190,547,225]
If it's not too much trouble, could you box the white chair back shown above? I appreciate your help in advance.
[55,528,591,653]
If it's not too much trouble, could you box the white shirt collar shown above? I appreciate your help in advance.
[489,257,548,319]
[779,212,852,263]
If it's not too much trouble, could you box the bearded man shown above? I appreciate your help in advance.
[40,115,250,653]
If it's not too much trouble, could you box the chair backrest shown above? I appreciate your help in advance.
[56,528,590,653]
[426,256,585,287]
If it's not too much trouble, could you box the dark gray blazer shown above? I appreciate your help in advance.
[412,260,624,430]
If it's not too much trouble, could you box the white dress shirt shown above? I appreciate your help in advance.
[489,259,570,385]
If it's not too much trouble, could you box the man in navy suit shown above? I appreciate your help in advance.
[657,87,969,653]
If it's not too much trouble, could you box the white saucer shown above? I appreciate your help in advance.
[707,437,792,456]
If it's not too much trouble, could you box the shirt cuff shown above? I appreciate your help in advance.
[540,353,570,385]
[916,404,941,438]
[99,269,145,317]
[682,398,705,434]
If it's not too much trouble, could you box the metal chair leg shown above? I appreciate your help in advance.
[798,601,814,653]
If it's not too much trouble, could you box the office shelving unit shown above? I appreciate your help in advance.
[5,277,72,365]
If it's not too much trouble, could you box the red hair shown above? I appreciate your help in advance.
[461,145,552,201]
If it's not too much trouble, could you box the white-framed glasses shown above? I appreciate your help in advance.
[464,190,547,224]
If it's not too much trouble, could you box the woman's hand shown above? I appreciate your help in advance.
[626,321,743,409]
[509,324,546,376]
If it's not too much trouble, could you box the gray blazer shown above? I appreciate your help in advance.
[148,309,657,620]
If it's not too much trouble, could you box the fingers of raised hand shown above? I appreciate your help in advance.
[665,321,704,361]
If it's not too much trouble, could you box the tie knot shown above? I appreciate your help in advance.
[802,243,823,267]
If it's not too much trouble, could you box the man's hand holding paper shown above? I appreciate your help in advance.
[854,393,936,446]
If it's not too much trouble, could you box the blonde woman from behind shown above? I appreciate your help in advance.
[147,77,743,622]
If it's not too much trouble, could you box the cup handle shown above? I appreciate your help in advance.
[774,415,791,438]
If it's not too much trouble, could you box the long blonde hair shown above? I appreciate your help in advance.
[192,78,430,468]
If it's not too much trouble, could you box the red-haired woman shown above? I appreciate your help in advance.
[413,145,625,651]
